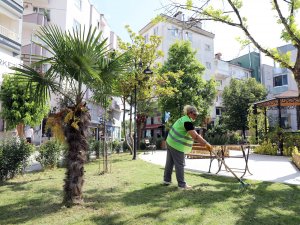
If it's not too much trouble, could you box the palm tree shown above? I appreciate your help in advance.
[13,25,124,206]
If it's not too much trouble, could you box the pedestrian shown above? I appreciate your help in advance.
[163,105,212,190]
[25,127,34,143]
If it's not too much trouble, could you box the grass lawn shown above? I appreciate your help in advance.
[0,152,299,225]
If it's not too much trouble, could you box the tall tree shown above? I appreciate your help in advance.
[222,78,267,138]
[12,25,124,206]
[168,0,300,95]
[0,74,49,136]
[118,26,177,158]
[159,40,216,126]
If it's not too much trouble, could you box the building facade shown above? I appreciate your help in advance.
[23,0,121,141]
[260,44,299,130]
[139,12,215,80]
[0,0,23,132]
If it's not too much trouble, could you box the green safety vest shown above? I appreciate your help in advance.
[166,115,194,153]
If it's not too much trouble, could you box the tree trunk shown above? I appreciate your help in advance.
[127,96,133,154]
[122,96,133,154]
[63,105,90,206]
[16,123,25,137]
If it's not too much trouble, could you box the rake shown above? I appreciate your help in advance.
[210,148,250,188]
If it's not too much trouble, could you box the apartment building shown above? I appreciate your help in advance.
[213,53,251,119]
[260,44,299,130]
[0,0,23,132]
[229,52,261,83]
[21,0,121,140]
[140,12,215,80]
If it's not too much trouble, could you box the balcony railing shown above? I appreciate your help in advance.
[0,24,19,42]
[214,60,230,78]
[23,13,48,26]
[21,43,46,64]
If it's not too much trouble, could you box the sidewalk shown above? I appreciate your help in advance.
[139,150,300,185]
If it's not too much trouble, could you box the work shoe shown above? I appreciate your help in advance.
[162,181,172,186]
[178,184,193,190]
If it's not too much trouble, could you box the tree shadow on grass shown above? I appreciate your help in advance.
[0,192,62,224]
[85,169,300,225]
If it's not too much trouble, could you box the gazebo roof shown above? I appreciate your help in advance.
[254,91,300,108]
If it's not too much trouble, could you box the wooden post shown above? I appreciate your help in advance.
[254,105,258,144]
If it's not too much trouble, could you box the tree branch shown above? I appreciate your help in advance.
[273,0,300,45]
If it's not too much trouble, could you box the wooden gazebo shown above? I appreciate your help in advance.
[253,91,300,155]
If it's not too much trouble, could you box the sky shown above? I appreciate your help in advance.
[90,0,290,65]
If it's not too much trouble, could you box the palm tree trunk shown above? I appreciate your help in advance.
[63,105,90,206]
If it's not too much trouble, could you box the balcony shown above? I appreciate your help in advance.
[21,43,46,64]
[0,24,19,42]
[0,25,21,53]
[23,13,49,26]
[214,60,230,79]
[0,0,23,14]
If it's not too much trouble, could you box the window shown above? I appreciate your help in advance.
[205,44,211,51]
[153,27,158,35]
[171,26,179,37]
[144,34,149,43]
[206,62,211,69]
[73,19,81,31]
[244,71,249,78]
[74,0,82,10]
[216,107,222,116]
[274,74,288,87]
[185,32,192,42]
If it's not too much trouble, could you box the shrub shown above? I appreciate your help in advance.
[156,137,164,149]
[292,148,300,169]
[139,140,146,150]
[112,140,122,153]
[0,138,34,181]
[88,139,102,160]
[227,132,243,144]
[122,141,129,152]
[254,141,277,155]
[36,139,63,169]
[204,134,228,145]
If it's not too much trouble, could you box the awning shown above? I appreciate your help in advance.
[144,124,163,130]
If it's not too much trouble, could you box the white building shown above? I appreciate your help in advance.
[139,12,215,80]
[0,0,23,132]
[260,44,299,130]
[213,53,251,119]
[21,0,121,140]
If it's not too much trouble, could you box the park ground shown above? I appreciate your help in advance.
[0,153,300,225]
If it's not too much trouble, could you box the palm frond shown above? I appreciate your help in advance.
[11,65,62,106]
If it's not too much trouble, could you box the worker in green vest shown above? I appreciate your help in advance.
[163,105,212,190]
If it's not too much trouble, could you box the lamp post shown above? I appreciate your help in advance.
[132,65,153,160]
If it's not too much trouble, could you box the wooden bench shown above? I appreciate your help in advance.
[186,143,229,159]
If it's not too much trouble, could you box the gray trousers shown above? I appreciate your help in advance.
[163,145,186,187]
